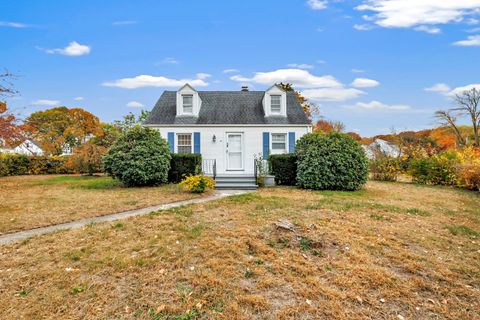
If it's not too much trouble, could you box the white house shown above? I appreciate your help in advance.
[144,84,311,188]
[0,139,44,156]
[362,139,400,160]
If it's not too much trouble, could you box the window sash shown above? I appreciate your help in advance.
[271,134,286,150]
[182,95,193,113]
[271,95,281,113]
[177,134,192,154]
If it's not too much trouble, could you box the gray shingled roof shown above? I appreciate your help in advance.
[144,90,310,125]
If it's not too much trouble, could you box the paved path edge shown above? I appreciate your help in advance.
[0,190,250,245]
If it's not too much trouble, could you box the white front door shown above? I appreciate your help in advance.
[226,133,244,171]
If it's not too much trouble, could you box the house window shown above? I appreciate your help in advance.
[270,95,281,114]
[182,95,193,113]
[177,133,192,154]
[271,133,287,152]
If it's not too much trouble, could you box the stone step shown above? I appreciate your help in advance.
[215,183,258,190]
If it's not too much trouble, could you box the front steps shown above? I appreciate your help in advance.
[214,175,258,190]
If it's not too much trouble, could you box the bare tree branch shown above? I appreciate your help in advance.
[434,110,466,147]
[0,69,19,98]
[451,88,480,146]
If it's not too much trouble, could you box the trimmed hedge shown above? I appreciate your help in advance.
[269,154,297,185]
[0,153,72,177]
[168,153,202,183]
[296,132,368,191]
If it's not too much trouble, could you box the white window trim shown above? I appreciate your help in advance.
[182,95,193,114]
[176,133,193,154]
[270,95,282,114]
[270,133,288,154]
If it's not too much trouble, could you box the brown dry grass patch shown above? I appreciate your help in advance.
[0,181,479,319]
[0,175,205,234]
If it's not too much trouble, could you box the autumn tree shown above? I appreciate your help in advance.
[346,132,362,141]
[276,82,319,124]
[0,102,23,147]
[67,141,106,175]
[452,88,480,146]
[434,110,466,147]
[313,119,345,133]
[0,71,22,147]
[24,107,101,155]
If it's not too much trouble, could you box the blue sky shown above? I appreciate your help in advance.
[2,0,480,136]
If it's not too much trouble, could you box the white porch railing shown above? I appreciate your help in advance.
[202,159,216,179]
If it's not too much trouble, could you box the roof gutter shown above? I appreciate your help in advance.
[143,124,312,128]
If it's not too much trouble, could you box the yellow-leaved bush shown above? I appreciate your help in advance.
[179,174,215,193]
[409,147,480,191]
[455,147,480,191]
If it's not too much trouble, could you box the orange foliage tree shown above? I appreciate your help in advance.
[24,106,102,155]
[276,82,319,124]
[0,70,23,147]
[66,141,107,175]
[313,119,346,133]
[0,101,23,147]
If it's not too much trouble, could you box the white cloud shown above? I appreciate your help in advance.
[453,35,480,46]
[31,99,60,106]
[41,41,91,56]
[126,101,144,108]
[467,18,480,25]
[286,63,314,69]
[351,78,380,88]
[223,68,239,73]
[307,0,328,10]
[349,100,411,110]
[356,1,480,29]
[73,97,84,101]
[466,27,480,33]
[414,25,441,34]
[353,24,373,31]
[352,69,366,73]
[230,69,342,88]
[424,83,451,94]
[0,21,29,28]
[102,74,209,89]
[196,73,211,80]
[161,57,179,64]
[302,88,365,101]
[112,20,138,26]
[316,60,327,64]
[448,83,480,96]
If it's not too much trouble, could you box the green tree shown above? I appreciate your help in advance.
[114,110,151,133]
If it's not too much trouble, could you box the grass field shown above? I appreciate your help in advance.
[0,175,206,234]
[0,181,479,319]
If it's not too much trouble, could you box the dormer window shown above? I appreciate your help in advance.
[270,95,281,114]
[182,95,193,114]
[263,85,287,117]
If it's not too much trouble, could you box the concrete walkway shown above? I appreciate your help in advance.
[0,190,250,245]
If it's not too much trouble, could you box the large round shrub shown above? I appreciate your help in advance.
[102,126,171,187]
[296,132,368,191]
